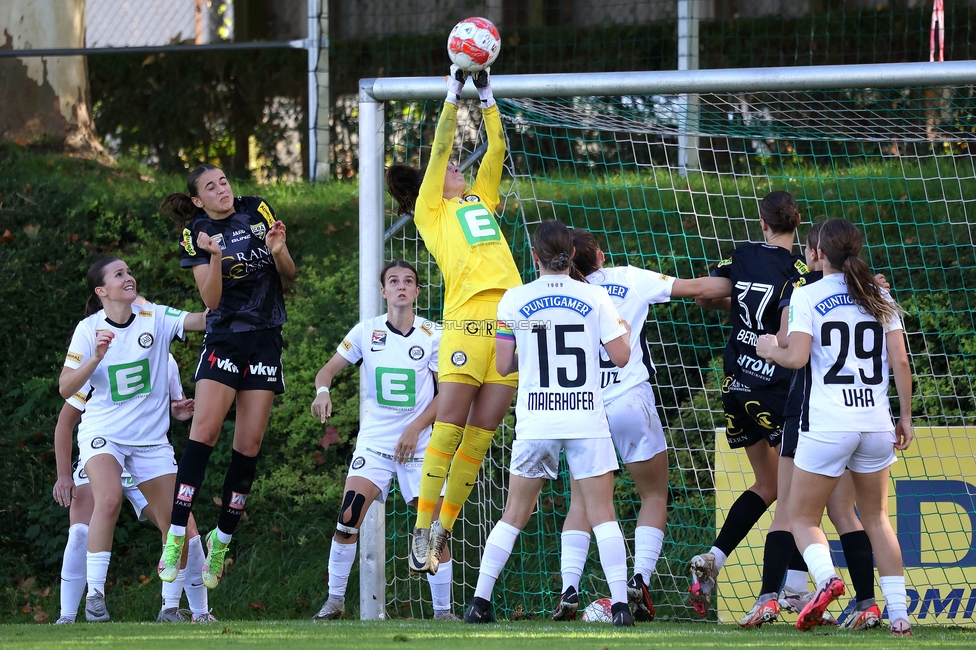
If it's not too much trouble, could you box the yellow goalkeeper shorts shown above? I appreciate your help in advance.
[439,290,518,387]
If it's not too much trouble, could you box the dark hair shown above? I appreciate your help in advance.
[759,191,802,234]
[805,220,825,251]
[570,229,602,280]
[85,256,122,316]
[159,164,222,228]
[386,164,423,218]
[817,218,900,326]
[379,259,419,285]
[533,220,575,273]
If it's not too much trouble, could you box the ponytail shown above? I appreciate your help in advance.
[533,220,576,274]
[158,164,221,229]
[386,164,423,218]
[571,228,602,279]
[85,256,121,316]
[759,191,802,234]
[818,219,901,326]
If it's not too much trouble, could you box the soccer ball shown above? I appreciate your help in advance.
[580,598,613,623]
[447,17,501,72]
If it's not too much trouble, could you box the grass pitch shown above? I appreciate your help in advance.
[2,620,976,650]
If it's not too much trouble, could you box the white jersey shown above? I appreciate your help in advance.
[337,314,440,453]
[64,303,188,447]
[788,274,902,432]
[497,274,628,440]
[587,266,675,402]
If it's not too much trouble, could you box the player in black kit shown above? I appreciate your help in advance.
[688,191,807,616]
[157,164,295,588]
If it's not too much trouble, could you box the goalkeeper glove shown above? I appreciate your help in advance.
[472,68,495,108]
[446,65,467,105]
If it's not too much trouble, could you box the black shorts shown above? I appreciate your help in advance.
[193,327,285,394]
[780,416,800,459]
[721,386,785,450]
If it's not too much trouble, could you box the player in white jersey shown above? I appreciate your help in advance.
[52,353,214,623]
[551,228,730,622]
[756,218,913,636]
[59,258,206,622]
[463,220,634,627]
[308,261,450,621]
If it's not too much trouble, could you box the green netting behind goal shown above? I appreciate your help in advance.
[380,85,976,623]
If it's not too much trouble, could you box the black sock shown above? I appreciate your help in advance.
[714,490,768,557]
[760,531,795,595]
[788,538,809,573]
[841,530,875,603]
[171,439,215,527]
[216,450,259,536]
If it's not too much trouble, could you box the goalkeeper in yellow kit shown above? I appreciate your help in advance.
[386,66,520,574]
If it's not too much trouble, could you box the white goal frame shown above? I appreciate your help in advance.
[355,59,976,620]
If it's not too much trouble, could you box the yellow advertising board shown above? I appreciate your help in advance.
[716,426,976,626]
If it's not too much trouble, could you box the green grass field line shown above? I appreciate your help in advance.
[2,620,976,650]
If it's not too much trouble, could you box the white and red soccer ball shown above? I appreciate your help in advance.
[447,17,501,72]
[580,598,613,623]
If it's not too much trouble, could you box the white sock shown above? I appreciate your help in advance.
[327,539,357,600]
[560,530,590,593]
[184,535,209,617]
[708,546,729,573]
[593,521,628,605]
[215,528,233,545]
[427,558,453,613]
[59,524,89,619]
[785,569,809,593]
[879,575,908,622]
[86,550,112,596]
[474,522,520,601]
[801,543,837,587]
[161,569,185,609]
[168,524,187,538]
[634,526,664,584]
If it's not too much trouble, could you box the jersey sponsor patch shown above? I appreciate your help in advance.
[602,284,628,298]
[256,201,275,227]
[451,351,467,367]
[66,351,83,364]
[181,228,196,256]
[371,330,387,349]
[139,309,152,317]
[340,339,353,351]
[794,259,810,274]
[250,222,267,239]
[72,390,89,404]
[420,320,434,336]
[456,204,502,245]
[138,333,154,349]
[518,295,593,318]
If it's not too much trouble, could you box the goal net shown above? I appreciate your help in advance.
[365,64,976,624]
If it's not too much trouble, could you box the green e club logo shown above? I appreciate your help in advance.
[375,367,416,407]
[456,204,501,245]
[109,360,152,402]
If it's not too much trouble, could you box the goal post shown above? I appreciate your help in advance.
[357,61,976,623]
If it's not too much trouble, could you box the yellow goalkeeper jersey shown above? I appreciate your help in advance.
[414,103,522,316]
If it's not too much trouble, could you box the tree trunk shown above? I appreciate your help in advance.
[0,0,104,155]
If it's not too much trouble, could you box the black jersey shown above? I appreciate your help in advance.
[712,242,808,392]
[180,196,287,333]
[779,270,823,423]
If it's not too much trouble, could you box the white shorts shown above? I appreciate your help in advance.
[510,437,618,481]
[78,436,179,486]
[347,447,425,505]
[72,460,149,521]
[795,429,898,478]
[606,382,667,465]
